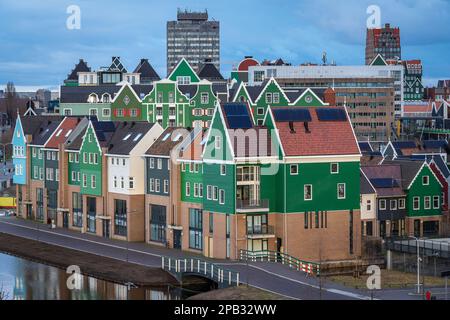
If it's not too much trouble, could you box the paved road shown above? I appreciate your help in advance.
[0,217,440,300]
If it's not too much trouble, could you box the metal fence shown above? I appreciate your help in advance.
[385,237,450,259]
[161,256,240,288]
[239,249,320,275]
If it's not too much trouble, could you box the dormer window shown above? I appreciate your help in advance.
[88,93,98,103]
[102,93,111,103]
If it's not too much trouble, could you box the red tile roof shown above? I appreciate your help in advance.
[403,102,433,113]
[44,117,81,149]
[273,107,360,157]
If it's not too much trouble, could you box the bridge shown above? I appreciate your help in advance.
[239,250,321,275]
[161,256,240,288]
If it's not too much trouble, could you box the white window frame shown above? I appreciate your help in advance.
[331,163,339,174]
[424,196,431,210]
[304,184,312,201]
[219,189,225,204]
[422,175,429,185]
[433,195,440,209]
[379,199,386,210]
[164,180,169,194]
[220,164,226,175]
[186,182,190,197]
[413,197,420,210]
[290,164,298,175]
[149,178,154,192]
[398,198,406,209]
[337,183,346,199]
[214,136,221,149]
[390,199,397,210]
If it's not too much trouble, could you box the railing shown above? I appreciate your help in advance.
[240,250,320,276]
[236,199,269,212]
[246,224,275,236]
[161,256,240,288]
[385,237,450,259]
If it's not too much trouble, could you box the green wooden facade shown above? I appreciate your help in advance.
[79,123,103,196]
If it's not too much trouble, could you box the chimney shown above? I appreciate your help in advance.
[324,87,336,106]
[289,121,296,133]
[304,121,311,133]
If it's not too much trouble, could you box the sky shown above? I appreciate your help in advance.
[1,0,450,91]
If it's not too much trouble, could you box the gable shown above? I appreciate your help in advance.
[111,84,144,119]
[370,54,388,66]
[80,122,102,155]
[255,79,289,105]
[12,117,26,146]
[290,89,327,107]
[233,83,253,105]
[202,106,234,162]
[408,163,443,190]
[168,58,200,83]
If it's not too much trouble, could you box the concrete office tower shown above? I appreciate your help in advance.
[366,23,401,65]
[167,9,220,75]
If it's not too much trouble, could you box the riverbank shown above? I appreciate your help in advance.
[0,232,177,287]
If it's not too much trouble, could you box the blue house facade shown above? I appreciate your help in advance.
[12,116,27,185]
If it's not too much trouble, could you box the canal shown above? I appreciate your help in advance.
[0,252,201,300]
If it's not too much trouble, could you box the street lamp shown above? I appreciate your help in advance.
[411,236,422,294]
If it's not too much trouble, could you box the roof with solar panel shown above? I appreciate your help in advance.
[361,165,405,197]
[269,106,359,157]
[145,127,192,157]
[220,102,277,158]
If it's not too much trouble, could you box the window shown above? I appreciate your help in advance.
[89,109,98,116]
[93,153,98,165]
[366,200,371,211]
[337,183,346,199]
[177,76,190,85]
[219,189,225,204]
[304,212,309,229]
[422,176,429,185]
[186,182,191,196]
[150,205,166,243]
[72,192,83,228]
[220,164,226,175]
[33,166,38,179]
[82,174,87,187]
[213,186,219,201]
[55,169,59,182]
[257,107,265,115]
[254,71,265,82]
[102,108,110,117]
[157,158,162,169]
[155,179,160,192]
[114,199,127,236]
[64,109,72,116]
[304,185,312,200]
[390,199,397,210]
[331,163,339,174]
[433,196,440,209]
[199,184,203,197]
[273,92,280,104]
[32,148,36,157]
[164,180,169,194]
[130,109,138,117]
[201,92,209,104]
[149,178,154,192]
[181,162,185,172]
[207,185,212,200]
[214,136,221,149]
[379,199,386,210]
[129,177,134,189]
[189,208,203,250]
[399,198,405,209]
[150,158,155,169]
[413,197,420,210]
[424,196,431,209]
[113,176,117,188]
[265,92,272,104]
[209,212,214,234]
[290,164,298,175]
[39,168,44,180]
[91,175,96,189]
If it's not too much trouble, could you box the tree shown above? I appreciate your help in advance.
[0,283,9,300]
[5,81,18,123]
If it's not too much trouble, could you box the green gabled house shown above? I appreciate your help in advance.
[383,159,443,237]
[195,100,362,264]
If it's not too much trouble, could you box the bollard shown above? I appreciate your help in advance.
[168,258,171,271]
[229,271,232,285]
[191,259,193,272]
[162,256,164,269]
[184,259,187,272]
[236,273,240,286]
[204,261,207,275]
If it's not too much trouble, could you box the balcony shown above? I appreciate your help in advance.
[236,199,269,213]
[246,224,275,239]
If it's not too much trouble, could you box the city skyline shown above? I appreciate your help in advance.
[1,0,450,89]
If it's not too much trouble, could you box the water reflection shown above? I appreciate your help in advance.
[0,252,187,300]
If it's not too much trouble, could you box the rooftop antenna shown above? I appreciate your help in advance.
[322,51,327,65]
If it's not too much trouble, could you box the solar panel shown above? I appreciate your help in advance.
[272,109,312,122]
[315,108,347,121]
[393,141,416,149]
[223,103,253,129]
[358,142,372,152]
[370,178,399,188]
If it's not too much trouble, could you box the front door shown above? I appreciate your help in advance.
[102,220,110,238]
[414,219,421,237]
[63,212,69,228]
[26,204,32,219]
[173,230,182,249]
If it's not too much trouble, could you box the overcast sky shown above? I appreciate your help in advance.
[1,0,449,90]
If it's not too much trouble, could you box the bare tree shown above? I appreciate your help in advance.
[4,82,18,123]
[0,283,9,300]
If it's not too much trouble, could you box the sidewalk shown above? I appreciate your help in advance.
[0,216,438,300]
